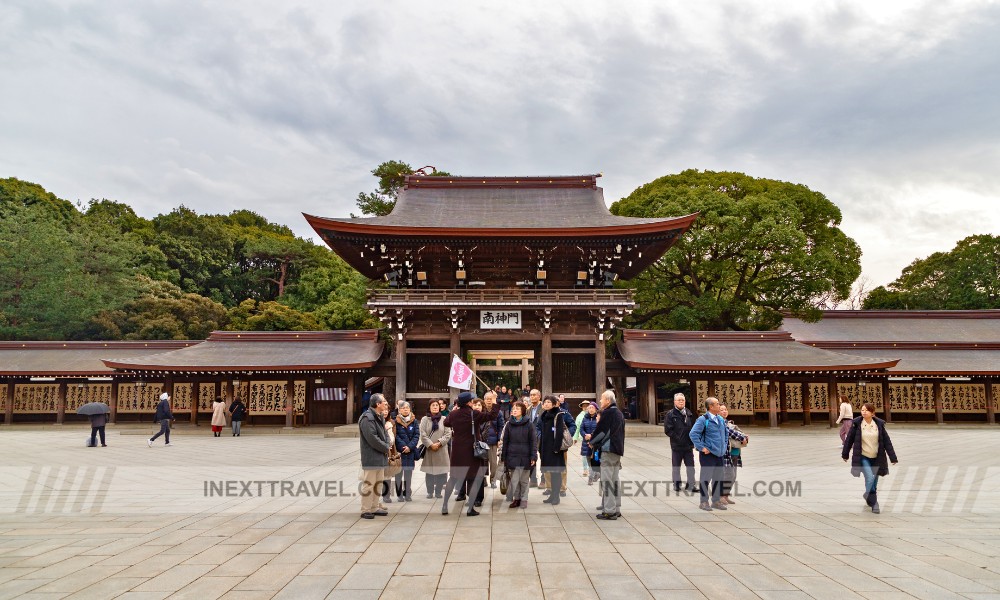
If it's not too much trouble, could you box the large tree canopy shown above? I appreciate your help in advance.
[610,170,862,331]
[863,234,1000,309]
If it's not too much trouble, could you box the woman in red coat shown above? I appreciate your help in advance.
[442,391,490,516]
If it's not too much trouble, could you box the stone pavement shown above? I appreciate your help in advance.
[0,426,998,599]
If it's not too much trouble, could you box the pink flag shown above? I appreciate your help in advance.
[447,355,474,390]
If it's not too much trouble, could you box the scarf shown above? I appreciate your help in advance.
[429,413,442,431]
[396,414,414,427]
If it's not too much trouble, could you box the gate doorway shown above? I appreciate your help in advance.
[469,350,535,397]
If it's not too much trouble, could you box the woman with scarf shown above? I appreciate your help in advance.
[419,399,452,499]
[394,401,420,501]
[500,400,537,508]
[538,395,567,505]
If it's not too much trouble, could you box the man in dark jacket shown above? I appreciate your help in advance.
[590,390,625,520]
[359,393,391,519]
[664,392,696,492]
[148,392,174,447]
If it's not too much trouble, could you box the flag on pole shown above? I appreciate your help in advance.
[447,355,474,390]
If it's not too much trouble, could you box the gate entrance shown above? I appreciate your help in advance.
[469,350,534,397]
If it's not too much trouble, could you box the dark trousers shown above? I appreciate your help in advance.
[545,469,563,504]
[150,421,170,444]
[698,452,724,504]
[443,464,486,512]
[671,448,695,488]
[90,426,106,446]
[394,468,413,498]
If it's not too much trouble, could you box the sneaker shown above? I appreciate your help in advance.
[699,502,713,511]
[520,501,528,509]
[710,502,728,510]
[147,439,153,447]
[373,508,389,516]
[722,497,735,505]
[361,512,375,519]
[872,504,880,514]
[164,443,173,447]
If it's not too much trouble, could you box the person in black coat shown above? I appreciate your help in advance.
[538,398,567,505]
[664,392,696,492]
[842,402,898,514]
[229,398,247,437]
[500,400,537,508]
[590,390,626,519]
[442,391,489,516]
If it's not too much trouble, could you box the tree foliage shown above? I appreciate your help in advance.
[226,299,321,331]
[85,278,229,340]
[610,170,862,331]
[863,234,1000,309]
[354,160,450,216]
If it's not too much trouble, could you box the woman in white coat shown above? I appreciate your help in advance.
[211,397,227,437]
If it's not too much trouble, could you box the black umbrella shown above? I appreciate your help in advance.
[76,402,110,416]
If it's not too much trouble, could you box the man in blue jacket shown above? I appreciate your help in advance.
[689,397,728,511]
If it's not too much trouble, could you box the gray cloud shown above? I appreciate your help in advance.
[1,0,998,286]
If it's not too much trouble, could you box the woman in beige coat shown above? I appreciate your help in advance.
[419,399,453,498]
[211,397,227,437]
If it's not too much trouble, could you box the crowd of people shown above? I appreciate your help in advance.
[359,388,900,519]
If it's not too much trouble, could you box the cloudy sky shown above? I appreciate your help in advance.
[2,0,998,286]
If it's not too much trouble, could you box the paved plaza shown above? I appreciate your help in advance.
[0,425,998,600]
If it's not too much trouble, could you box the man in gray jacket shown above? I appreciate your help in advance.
[359,393,391,519]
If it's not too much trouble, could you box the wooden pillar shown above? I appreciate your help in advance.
[767,380,778,428]
[346,375,356,425]
[450,332,460,402]
[827,375,838,427]
[395,337,407,405]
[882,380,892,423]
[646,374,657,425]
[109,381,118,424]
[934,380,943,424]
[521,358,530,389]
[191,382,199,424]
[986,381,995,425]
[56,381,67,425]
[541,330,552,397]
[705,377,715,413]
[778,381,787,425]
[6,381,17,424]
[802,382,811,425]
[595,337,607,399]
[285,378,295,428]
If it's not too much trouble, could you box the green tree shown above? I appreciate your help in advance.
[863,234,1000,309]
[282,250,380,330]
[84,278,229,340]
[354,161,450,216]
[0,177,77,222]
[226,299,320,331]
[610,170,861,331]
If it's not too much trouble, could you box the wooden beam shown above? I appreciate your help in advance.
[768,380,778,429]
[828,375,838,427]
[396,337,407,404]
[882,380,892,423]
[646,374,656,425]
[56,381,66,425]
[802,382,811,426]
[285,378,295,429]
[595,337,607,399]
[109,381,118,424]
[934,380,943,424]
[346,375,355,425]
[191,382,199,425]
[541,330,552,397]
[986,381,995,425]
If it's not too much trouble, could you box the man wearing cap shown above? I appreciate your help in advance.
[358,393,391,519]
[148,392,174,447]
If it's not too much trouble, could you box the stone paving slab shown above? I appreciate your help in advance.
[0,428,998,599]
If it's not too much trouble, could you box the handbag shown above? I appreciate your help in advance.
[499,463,510,495]
[472,418,490,460]
[385,448,402,479]
[557,416,574,452]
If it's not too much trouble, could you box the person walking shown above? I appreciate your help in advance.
[394,401,420,501]
[589,390,625,520]
[577,402,598,480]
[148,392,174,447]
[837,395,854,443]
[718,404,748,505]
[229,396,246,437]
[211,396,227,437]
[664,392,696,493]
[689,397,728,511]
[500,400,537,508]
[842,402,898,514]
[359,393,391,519]
[538,396,567,505]
[442,391,488,516]
[88,411,108,447]
[420,400,452,499]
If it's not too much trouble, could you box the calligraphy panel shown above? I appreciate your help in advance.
[248,381,290,414]
[808,383,830,412]
[480,310,522,329]
[752,382,769,411]
[941,384,986,413]
[712,381,753,414]
[888,383,934,412]
[13,384,59,413]
[0,385,6,413]
[837,384,884,411]
[170,383,193,412]
[199,383,217,411]
[784,383,803,412]
[116,384,164,413]
[695,381,708,406]
[66,384,112,412]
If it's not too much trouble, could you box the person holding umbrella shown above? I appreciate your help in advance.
[77,401,110,447]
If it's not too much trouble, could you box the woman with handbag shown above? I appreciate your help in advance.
[500,400,537,509]
[718,404,749,505]
[538,396,568,505]
[394,401,420,501]
[442,391,489,516]
[420,399,452,499]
